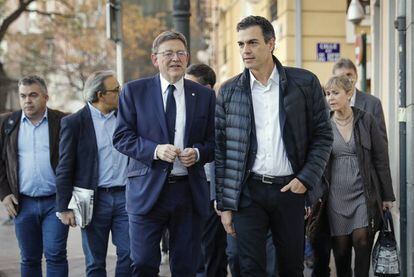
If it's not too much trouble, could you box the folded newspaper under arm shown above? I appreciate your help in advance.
[67,187,94,228]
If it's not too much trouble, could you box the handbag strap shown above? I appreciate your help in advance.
[383,209,395,234]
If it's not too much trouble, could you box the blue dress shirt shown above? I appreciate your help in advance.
[88,103,128,188]
[18,109,56,197]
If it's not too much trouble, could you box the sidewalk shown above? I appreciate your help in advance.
[0,208,319,277]
[0,208,170,277]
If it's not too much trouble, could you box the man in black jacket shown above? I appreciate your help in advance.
[0,75,68,276]
[215,16,333,277]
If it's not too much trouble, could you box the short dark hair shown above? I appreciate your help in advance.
[332,58,357,75]
[186,64,216,87]
[152,30,188,54]
[18,75,48,94]
[236,16,275,43]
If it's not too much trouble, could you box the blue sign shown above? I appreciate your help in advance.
[317,43,340,62]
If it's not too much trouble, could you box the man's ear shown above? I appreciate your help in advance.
[96,91,104,100]
[151,54,159,67]
[268,37,276,53]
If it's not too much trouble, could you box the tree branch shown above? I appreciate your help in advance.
[0,0,36,42]
[25,9,75,19]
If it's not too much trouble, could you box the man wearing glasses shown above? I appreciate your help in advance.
[113,31,215,276]
[56,70,132,276]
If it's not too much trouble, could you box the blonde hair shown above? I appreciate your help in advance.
[324,75,353,95]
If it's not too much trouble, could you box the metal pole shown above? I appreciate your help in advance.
[360,33,367,92]
[395,0,407,275]
[115,0,124,85]
[172,0,191,53]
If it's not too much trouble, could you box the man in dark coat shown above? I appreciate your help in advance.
[333,58,387,140]
[0,75,68,277]
[215,16,333,277]
[56,70,132,276]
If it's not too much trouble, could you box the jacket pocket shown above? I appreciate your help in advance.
[360,134,371,150]
[127,167,149,177]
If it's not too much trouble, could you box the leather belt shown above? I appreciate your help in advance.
[167,175,188,183]
[250,173,294,185]
[98,186,125,193]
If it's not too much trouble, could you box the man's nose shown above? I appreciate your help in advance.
[171,52,181,61]
[242,45,251,53]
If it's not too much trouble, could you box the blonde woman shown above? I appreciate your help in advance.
[324,75,395,277]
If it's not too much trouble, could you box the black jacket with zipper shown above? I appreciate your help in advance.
[215,57,333,211]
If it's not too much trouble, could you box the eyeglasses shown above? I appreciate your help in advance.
[105,86,121,94]
[156,50,188,59]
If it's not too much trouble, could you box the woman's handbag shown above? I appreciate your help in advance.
[372,209,400,276]
[306,195,327,244]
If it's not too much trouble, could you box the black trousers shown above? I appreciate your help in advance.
[233,177,305,277]
[311,225,331,277]
[196,202,228,277]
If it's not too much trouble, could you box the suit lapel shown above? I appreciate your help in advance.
[47,109,60,165]
[152,76,169,141]
[184,80,196,147]
[354,90,367,110]
[82,106,98,155]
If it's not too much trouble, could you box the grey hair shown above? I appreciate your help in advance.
[83,70,116,103]
[152,30,188,54]
[325,75,353,95]
[18,75,48,94]
[332,58,357,75]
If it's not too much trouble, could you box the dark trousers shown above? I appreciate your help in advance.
[129,179,203,277]
[227,231,278,277]
[311,225,331,277]
[233,177,305,277]
[196,202,228,277]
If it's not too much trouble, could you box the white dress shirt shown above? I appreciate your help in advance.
[250,66,293,176]
[159,75,188,176]
[350,88,356,107]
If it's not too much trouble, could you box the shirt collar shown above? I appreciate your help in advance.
[350,88,357,106]
[87,102,115,119]
[249,64,279,90]
[21,108,48,123]
[160,74,184,97]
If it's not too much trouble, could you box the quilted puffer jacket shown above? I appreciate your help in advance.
[215,57,333,211]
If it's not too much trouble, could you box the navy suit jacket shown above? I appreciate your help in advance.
[55,105,99,212]
[113,75,215,217]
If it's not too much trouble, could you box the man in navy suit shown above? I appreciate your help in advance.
[113,31,215,276]
[56,70,131,276]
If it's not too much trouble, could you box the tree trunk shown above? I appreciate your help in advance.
[0,62,18,113]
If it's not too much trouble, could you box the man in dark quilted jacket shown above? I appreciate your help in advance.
[215,15,333,277]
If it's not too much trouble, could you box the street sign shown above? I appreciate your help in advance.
[317,43,340,62]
